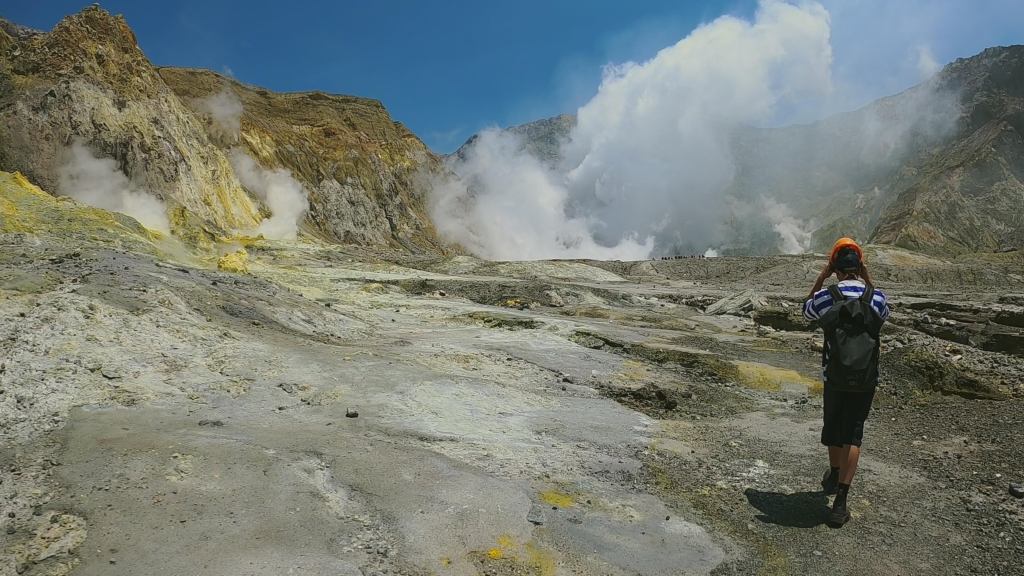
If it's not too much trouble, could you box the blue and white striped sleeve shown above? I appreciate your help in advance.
[872,289,890,321]
[803,289,832,320]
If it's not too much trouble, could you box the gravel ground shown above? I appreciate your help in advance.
[1,234,1023,575]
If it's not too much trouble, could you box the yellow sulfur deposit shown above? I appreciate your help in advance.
[217,249,249,273]
[539,490,575,508]
[0,171,159,252]
[479,535,557,576]
[734,361,822,394]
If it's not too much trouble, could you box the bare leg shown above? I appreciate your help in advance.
[839,444,861,485]
[828,445,843,468]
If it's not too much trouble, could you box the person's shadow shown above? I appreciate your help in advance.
[744,488,830,528]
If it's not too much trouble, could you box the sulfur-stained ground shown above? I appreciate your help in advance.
[2,217,1024,575]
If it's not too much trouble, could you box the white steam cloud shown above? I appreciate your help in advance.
[195,89,243,143]
[57,139,170,234]
[429,130,652,260]
[229,149,309,240]
[915,45,940,78]
[195,89,308,240]
[762,197,812,254]
[431,0,833,260]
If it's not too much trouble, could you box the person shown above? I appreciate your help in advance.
[803,238,890,527]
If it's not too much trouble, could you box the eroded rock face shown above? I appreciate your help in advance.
[0,7,446,253]
[158,67,445,253]
[0,7,262,236]
[871,47,1024,254]
[474,47,1024,256]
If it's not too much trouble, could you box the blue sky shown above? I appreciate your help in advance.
[3,1,1022,152]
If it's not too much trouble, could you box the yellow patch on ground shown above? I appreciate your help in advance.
[734,361,822,394]
[569,306,612,319]
[539,490,575,508]
[524,541,558,576]
[757,545,790,576]
[476,535,558,576]
[217,234,265,247]
[614,359,651,384]
[486,534,517,560]
[217,248,249,273]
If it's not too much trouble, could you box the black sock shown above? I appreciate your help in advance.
[828,466,840,479]
[834,483,850,507]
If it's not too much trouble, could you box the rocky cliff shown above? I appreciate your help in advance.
[0,8,261,237]
[454,113,574,168]
[158,68,443,251]
[479,46,1024,256]
[870,46,1024,253]
[734,45,1024,255]
[0,7,444,252]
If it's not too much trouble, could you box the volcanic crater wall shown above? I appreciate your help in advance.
[0,7,444,253]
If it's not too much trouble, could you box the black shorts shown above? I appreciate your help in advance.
[821,384,875,447]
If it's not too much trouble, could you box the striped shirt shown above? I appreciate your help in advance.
[803,280,890,321]
[804,280,890,380]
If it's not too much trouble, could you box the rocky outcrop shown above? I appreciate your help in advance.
[454,114,575,168]
[490,46,1024,256]
[0,8,262,236]
[159,68,445,252]
[871,46,1024,254]
[725,45,1024,255]
[0,7,445,252]
[0,170,160,254]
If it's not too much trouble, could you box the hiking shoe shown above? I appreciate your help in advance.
[827,501,851,528]
[821,468,839,495]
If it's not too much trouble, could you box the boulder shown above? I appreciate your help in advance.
[704,290,766,316]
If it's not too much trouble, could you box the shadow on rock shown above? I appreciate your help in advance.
[744,488,830,528]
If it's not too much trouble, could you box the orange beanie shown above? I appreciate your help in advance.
[830,237,863,264]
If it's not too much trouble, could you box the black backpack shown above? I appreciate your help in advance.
[818,285,884,392]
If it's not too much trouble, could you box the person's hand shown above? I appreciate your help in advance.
[818,260,834,280]
[808,260,833,301]
[859,262,873,286]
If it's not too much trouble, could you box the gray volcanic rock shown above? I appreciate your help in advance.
[453,113,575,168]
[871,46,1024,254]
[0,7,263,236]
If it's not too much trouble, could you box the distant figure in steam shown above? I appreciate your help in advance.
[803,238,890,527]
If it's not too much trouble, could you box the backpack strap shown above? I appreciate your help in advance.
[826,284,843,305]
[860,285,875,304]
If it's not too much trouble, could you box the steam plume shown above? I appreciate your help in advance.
[429,130,652,260]
[229,149,308,240]
[195,89,243,143]
[762,198,812,254]
[432,1,833,260]
[57,139,170,234]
